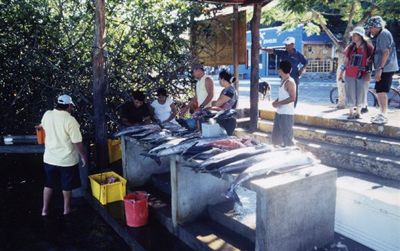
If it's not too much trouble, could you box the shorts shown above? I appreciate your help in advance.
[375,72,395,93]
[44,163,81,191]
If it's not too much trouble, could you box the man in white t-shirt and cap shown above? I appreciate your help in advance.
[264,37,308,107]
[39,94,88,216]
[180,63,214,114]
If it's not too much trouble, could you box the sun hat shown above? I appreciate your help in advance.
[57,94,75,106]
[283,37,295,45]
[365,16,385,28]
[349,26,368,40]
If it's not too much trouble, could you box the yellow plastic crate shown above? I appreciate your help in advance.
[108,139,122,163]
[89,171,126,205]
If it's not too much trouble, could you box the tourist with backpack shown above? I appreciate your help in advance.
[338,26,374,119]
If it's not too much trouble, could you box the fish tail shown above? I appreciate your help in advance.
[140,153,161,165]
[209,168,221,176]
[224,187,242,206]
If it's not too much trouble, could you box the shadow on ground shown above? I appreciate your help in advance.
[0,154,130,251]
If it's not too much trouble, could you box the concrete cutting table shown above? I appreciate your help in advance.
[121,136,170,188]
[170,155,337,251]
[0,135,44,154]
[121,135,337,251]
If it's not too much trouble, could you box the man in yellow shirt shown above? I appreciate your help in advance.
[40,94,88,216]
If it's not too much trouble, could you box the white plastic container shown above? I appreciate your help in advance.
[201,123,226,138]
[3,135,13,145]
[335,175,400,251]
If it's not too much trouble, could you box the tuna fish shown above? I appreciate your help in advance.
[224,150,320,205]
[126,128,161,138]
[196,144,274,172]
[182,145,214,157]
[113,124,161,137]
[155,136,233,157]
[186,148,225,161]
[149,136,198,154]
[156,139,199,157]
[141,130,171,141]
[207,138,246,150]
[216,147,298,175]
[161,122,182,131]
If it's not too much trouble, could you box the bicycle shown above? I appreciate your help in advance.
[388,85,400,109]
[330,83,400,109]
[329,86,378,107]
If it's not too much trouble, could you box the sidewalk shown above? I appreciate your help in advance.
[238,100,400,129]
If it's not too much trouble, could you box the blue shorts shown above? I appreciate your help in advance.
[44,163,81,191]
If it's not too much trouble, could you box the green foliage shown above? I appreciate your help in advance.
[0,0,204,136]
[262,0,399,46]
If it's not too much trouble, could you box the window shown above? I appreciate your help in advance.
[306,59,333,72]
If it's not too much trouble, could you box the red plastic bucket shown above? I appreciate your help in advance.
[124,191,149,227]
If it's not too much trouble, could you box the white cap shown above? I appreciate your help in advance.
[283,37,295,45]
[57,94,75,106]
[349,26,367,40]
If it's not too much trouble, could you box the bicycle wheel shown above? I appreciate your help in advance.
[388,87,400,109]
[330,87,338,104]
[367,90,378,107]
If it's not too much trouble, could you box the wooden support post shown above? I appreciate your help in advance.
[170,156,178,232]
[232,5,240,95]
[249,3,262,131]
[93,0,109,168]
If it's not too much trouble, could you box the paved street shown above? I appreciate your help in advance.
[212,76,400,111]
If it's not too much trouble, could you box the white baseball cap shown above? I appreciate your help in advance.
[283,37,295,45]
[57,94,75,106]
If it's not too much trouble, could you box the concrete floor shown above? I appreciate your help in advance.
[0,154,130,251]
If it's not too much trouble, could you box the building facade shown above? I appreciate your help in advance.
[235,25,335,79]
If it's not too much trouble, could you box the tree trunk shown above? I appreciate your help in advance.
[93,0,109,168]
[249,3,261,131]
[336,49,346,108]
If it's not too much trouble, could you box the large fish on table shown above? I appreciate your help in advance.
[216,147,298,175]
[196,144,274,172]
[224,150,320,205]
[148,136,198,154]
[156,139,199,157]
[207,138,247,150]
[185,148,225,161]
[161,122,182,131]
[155,136,233,157]
[141,137,199,164]
[113,124,161,137]
[126,128,161,139]
[141,130,171,141]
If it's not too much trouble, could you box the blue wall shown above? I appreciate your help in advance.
[232,25,330,78]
